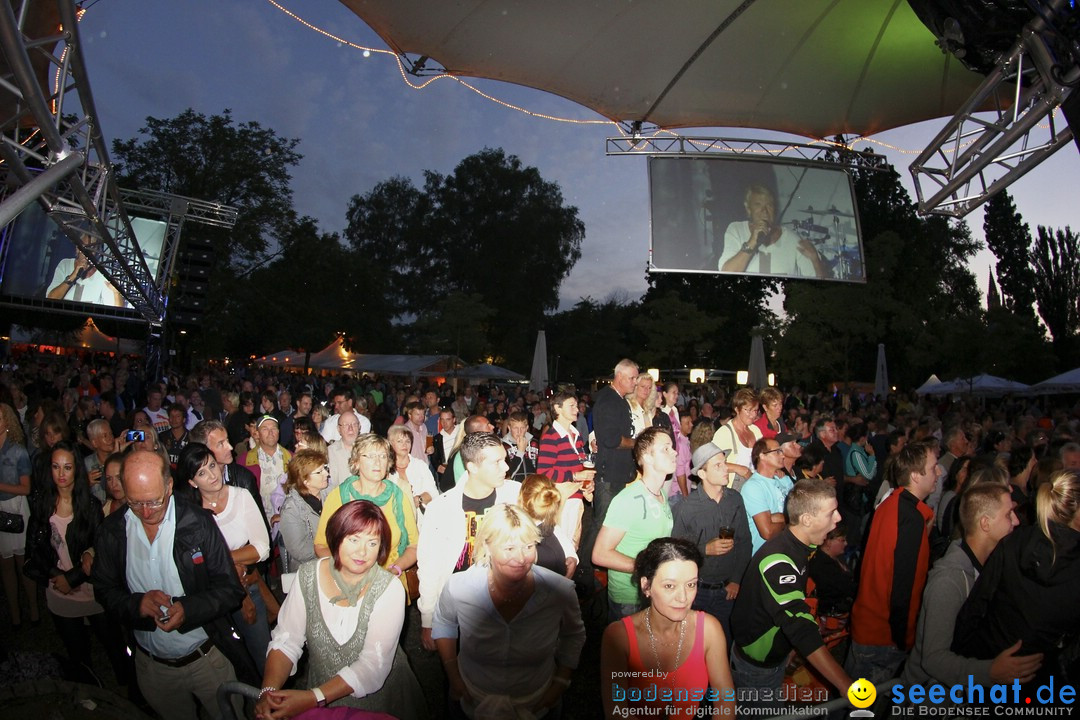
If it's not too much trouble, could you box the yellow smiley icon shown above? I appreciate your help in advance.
[847,678,876,709]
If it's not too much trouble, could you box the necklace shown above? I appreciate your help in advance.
[205,487,227,509]
[641,480,664,502]
[645,607,686,674]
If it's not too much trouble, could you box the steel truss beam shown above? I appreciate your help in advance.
[0,0,163,320]
[910,0,1079,217]
[606,135,890,171]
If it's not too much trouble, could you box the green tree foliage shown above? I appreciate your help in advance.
[1032,225,1080,365]
[631,290,721,369]
[113,109,302,268]
[345,148,584,368]
[544,296,637,384]
[643,273,778,370]
[983,190,1038,322]
[777,163,984,389]
[403,292,496,362]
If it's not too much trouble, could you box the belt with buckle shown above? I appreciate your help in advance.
[137,638,215,668]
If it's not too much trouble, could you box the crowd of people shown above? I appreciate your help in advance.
[1,349,1080,718]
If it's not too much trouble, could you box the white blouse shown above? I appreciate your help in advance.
[268,558,406,697]
[212,486,270,561]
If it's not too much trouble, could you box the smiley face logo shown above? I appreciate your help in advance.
[847,678,876,709]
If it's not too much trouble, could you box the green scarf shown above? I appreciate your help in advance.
[338,477,409,559]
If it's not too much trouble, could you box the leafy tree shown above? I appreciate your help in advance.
[1032,225,1080,365]
[344,148,584,370]
[778,164,984,389]
[545,296,637,383]
[403,292,495,362]
[113,109,302,269]
[983,190,1038,322]
[644,273,778,370]
[631,290,721,368]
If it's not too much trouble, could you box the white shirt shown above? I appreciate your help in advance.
[211,486,270,560]
[321,410,371,443]
[718,221,819,277]
[268,558,405,697]
[125,499,209,658]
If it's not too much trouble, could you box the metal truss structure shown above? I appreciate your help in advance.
[0,0,164,319]
[0,1,236,372]
[606,135,891,171]
[910,0,1079,217]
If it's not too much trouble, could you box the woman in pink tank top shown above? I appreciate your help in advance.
[601,537,736,719]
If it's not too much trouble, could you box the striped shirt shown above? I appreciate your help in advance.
[537,423,584,499]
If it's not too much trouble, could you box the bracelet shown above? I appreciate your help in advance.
[551,676,571,687]
[311,687,327,707]
[390,564,403,577]
[257,686,278,701]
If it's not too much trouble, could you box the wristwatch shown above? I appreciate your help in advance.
[740,242,757,255]
[311,687,327,707]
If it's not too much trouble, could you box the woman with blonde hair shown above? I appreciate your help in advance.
[628,373,659,437]
[711,388,763,490]
[952,469,1080,690]
[314,434,418,595]
[387,424,439,522]
[519,475,579,578]
[434,503,585,719]
[278,449,331,573]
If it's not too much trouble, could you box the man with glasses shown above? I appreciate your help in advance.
[92,450,255,720]
[742,437,792,554]
[320,387,370,443]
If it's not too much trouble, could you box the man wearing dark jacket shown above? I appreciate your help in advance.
[93,450,255,720]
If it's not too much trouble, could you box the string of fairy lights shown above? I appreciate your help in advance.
[258,0,948,158]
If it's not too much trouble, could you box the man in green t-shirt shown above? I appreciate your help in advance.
[592,427,675,621]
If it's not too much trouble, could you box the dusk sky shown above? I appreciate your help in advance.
[76,0,1079,311]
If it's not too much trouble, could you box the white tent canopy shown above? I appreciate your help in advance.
[914,374,942,395]
[255,338,465,377]
[921,374,1030,397]
[1029,368,1080,395]
[340,0,987,137]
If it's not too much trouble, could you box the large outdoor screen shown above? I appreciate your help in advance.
[0,202,165,312]
[649,156,865,282]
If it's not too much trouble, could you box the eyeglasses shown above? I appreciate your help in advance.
[129,495,166,511]
[360,453,389,462]
[762,448,784,455]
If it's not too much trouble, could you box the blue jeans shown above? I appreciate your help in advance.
[846,641,906,685]
[692,583,734,651]
[231,582,270,677]
[731,651,785,709]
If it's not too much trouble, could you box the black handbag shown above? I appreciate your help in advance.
[0,509,24,533]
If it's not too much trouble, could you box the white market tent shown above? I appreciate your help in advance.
[1028,368,1080,395]
[921,373,1030,397]
[255,337,468,377]
[914,374,943,395]
[339,0,987,137]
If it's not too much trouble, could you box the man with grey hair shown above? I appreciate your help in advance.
[1060,441,1080,470]
[85,418,118,504]
[92,450,255,719]
[719,184,826,277]
[579,359,639,567]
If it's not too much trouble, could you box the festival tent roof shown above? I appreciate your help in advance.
[339,0,988,137]
[12,318,141,355]
[458,363,525,382]
[914,374,942,395]
[921,374,1030,397]
[1028,368,1080,395]
[255,338,466,377]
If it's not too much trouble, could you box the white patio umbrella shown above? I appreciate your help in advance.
[529,330,549,391]
[874,344,889,399]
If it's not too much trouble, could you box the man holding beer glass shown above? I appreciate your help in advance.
[672,442,752,647]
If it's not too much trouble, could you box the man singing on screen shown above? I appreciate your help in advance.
[718,185,826,278]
